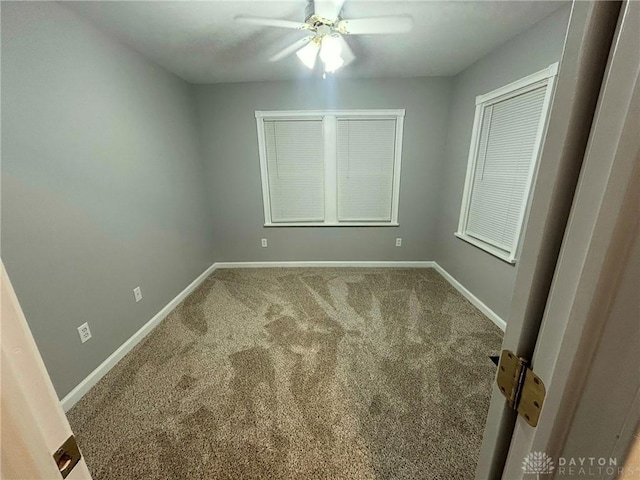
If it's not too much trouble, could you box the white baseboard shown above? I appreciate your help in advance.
[214,261,435,269]
[432,262,507,332]
[60,262,218,412]
[61,259,504,410]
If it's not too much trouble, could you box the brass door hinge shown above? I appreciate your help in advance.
[496,349,546,427]
[53,435,82,478]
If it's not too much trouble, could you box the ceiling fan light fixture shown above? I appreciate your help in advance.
[319,35,344,72]
[320,35,341,60]
[323,55,344,73]
[296,41,320,69]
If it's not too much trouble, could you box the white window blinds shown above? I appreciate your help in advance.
[465,85,547,250]
[337,119,397,221]
[264,119,325,222]
[256,110,405,226]
[457,63,557,263]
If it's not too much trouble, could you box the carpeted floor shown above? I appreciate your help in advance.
[67,268,503,479]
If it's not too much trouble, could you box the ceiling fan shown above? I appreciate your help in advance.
[235,0,413,75]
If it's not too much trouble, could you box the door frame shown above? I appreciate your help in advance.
[475,1,626,478]
[1,261,93,479]
[501,1,639,477]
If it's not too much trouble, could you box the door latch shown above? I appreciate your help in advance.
[53,435,82,478]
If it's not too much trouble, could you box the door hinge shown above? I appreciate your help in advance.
[53,435,82,478]
[496,349,546,427]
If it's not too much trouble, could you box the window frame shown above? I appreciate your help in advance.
[256,109,405,227]
[455,63,559,264]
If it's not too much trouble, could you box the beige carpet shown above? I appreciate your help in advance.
[67,268,503,479]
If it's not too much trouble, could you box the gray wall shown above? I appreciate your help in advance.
[1,2,215,398]
[194,78,452,262]
[434,6,571,321]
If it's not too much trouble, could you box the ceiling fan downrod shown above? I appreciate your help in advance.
[305,0,338,28]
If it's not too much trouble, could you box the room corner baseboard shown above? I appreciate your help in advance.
[214,261,435,269]
[60,262,218,412]
[432,262,507,332]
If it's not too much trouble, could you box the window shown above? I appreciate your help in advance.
[456,63,558,264]
[256,109,404,226]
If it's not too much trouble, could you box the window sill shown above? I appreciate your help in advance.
[454,232,517,265]
[265,222,399,227]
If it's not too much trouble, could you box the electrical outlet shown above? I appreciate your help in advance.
[396,238,402,247]
[77,322,92,343]
[133,286,142,302]
[261,238,268,248]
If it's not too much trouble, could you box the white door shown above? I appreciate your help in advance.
[501,1,639,476]
[477,1,639,478]
[1,261,93,480]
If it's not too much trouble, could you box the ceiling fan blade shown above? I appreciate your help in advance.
[234,15,307,30]
[270,36,315,62]
[335,35,355,67]
[338,16,413,35]
[313,0,346,21]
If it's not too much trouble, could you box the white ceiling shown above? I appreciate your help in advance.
[64,1,567,84]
